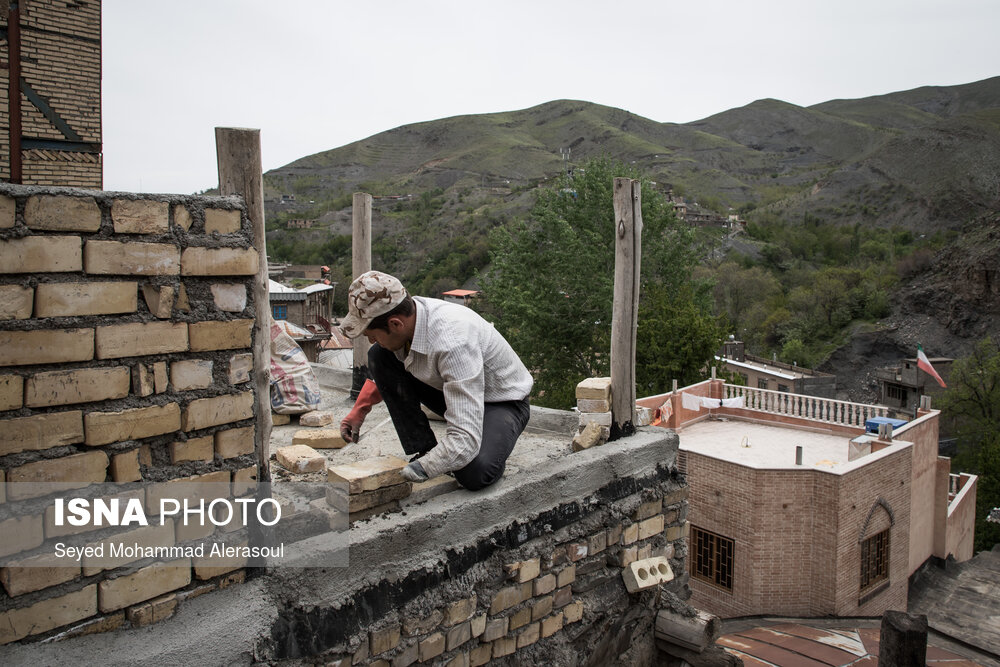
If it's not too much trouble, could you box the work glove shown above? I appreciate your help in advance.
[400,461,429,483]
[340,379,382,443]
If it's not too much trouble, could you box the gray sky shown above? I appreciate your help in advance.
[102,0,1000,195]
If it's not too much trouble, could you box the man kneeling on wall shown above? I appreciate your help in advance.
[338,271,533,490]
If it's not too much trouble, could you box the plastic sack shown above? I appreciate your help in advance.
[269,319,321,413]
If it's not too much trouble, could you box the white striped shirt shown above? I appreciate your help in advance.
[395,297,533,478]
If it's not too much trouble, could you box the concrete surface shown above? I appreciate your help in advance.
[0,366,674,665]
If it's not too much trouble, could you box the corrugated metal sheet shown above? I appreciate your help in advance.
[717,623,986,666]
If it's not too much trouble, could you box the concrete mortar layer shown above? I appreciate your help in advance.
[0,428,679,666]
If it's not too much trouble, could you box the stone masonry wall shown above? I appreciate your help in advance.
[1,0,103,187]
[0,183,262,644]
[267,461,691,666]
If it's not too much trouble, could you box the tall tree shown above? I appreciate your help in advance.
[939,336,1000,552]
[479,157,721,408]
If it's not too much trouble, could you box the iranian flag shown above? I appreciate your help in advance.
[917,344,947,388]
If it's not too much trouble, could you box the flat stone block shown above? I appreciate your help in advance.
[275,444,326,473]
[327,455,408,494]
[1,235,82,273]
[292,429,347,449]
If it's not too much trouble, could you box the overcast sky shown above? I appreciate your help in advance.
[102,0,999,195]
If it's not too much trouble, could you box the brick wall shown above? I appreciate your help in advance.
[1,0,103,187]
[270,463,692,666]
[0,184,262,644]
[685,443,912,619]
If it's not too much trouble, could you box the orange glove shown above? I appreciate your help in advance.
[340,379,382,443]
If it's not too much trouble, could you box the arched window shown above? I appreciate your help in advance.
[858,497,894,604]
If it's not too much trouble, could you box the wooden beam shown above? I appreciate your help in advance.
[351,192,373,398]
[215,127,272,484]
[609,177,642,440]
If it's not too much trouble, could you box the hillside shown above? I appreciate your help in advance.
[263,76,1000,398]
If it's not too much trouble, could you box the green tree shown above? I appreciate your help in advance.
[939,337,1000,552]
[479,158,715,408]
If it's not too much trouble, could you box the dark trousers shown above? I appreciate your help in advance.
[367,344,530,491]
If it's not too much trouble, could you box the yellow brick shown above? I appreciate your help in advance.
[0,552,80,596]
[638,515,665,540]
[292,429,347,449]
[0,328,94,366]
[111,450,142,483]
[144,470,231,514]
[111,199,168,234]
[228,353,253,384]
[180,247,258,276]
[34,281,137,317]
[188,319,253,352]
[95,321,188,359]
[215,426,254,459]
[0,284,33,319]
[0,584,97,645]
[0,514,44,558]
[540,611,564,638]
[576,377,612,401]
[25,367,131,408]
[0,195,13,228]
[82,521,176,575]
[98,559,191,613]
[470,644,492,667]
[7,451,109,500]
[1,410,84,456]
[517,621,540,648]
[419,632,445,662]
[564,600,584,624]
[370,624,402,655]
[141,284,175,319]
[84,403,181,445]
[84,240,180,275]
[0,374,24,411]
[132,363,155,397]
[204,208,241,234]
[170,436,214,463]
[170,359,214,391]
[192,540,247,580]
[185,391,254,431]
[24,195,101,232]
[0,235,83,273]
[232,465,258,496]
[126,593,178,627]
[172,204,192,231]
[153,361,168,393]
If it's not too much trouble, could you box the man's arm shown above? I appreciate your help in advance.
[414,341,486,479]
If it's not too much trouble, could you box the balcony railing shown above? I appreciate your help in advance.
[721,383,888,429]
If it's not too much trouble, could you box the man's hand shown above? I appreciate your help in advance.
[340,379,382,444]
[340,416,363,444]
[401,461,429,483]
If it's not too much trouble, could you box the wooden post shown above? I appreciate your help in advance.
[350,192,373,399]
[609,177,642,441]
[215,127,272,484]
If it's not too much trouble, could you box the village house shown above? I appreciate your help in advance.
[717,337,836,398]
[639,378,977,620]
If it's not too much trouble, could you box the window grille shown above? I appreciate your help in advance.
[690,525,734,592]
[272,304,288,320]
[860,528,890,593]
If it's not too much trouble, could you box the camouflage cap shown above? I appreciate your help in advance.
[339,270,408,338]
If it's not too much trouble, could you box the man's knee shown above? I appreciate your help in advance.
[454,461,501,491]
